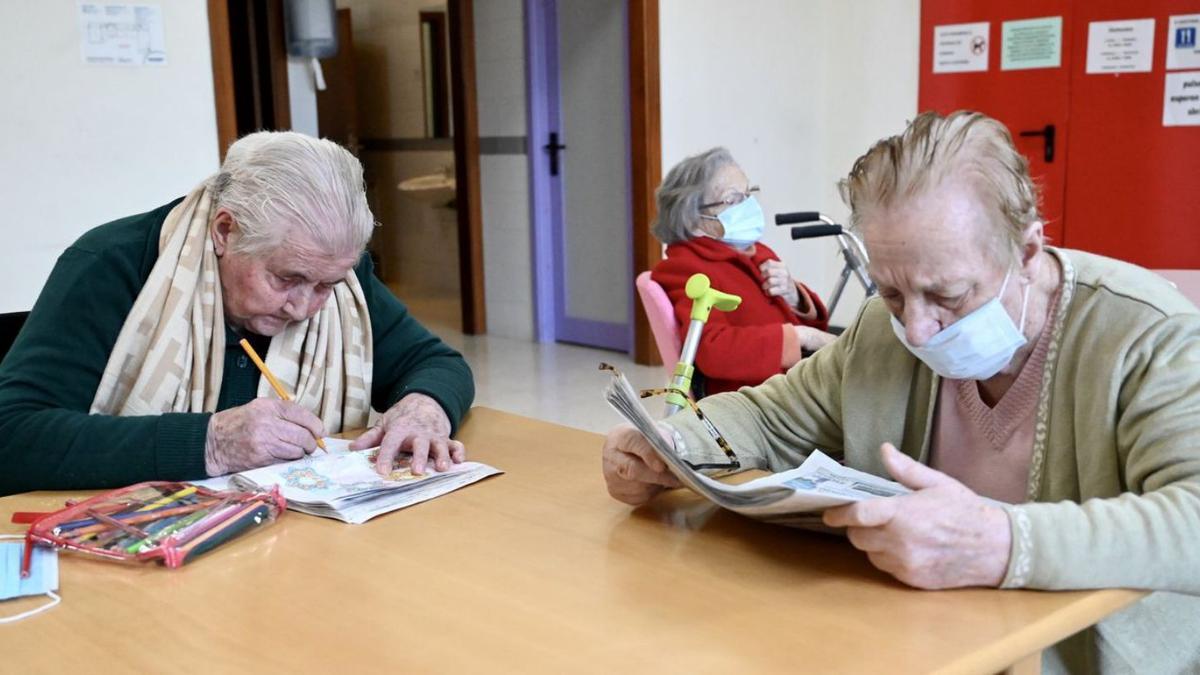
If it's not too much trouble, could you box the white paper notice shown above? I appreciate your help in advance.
[1167,14,1200,71]
[1163,71,1200,126]
[1087,19,1155,74]
[933,22,990,74]
[77,2,167,66]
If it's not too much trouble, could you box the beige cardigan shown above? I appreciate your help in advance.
[668,248,1200,673]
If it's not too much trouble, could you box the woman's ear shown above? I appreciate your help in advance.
[210,210,237,257]
[1018,220,1044,280]
[693,217,724,240]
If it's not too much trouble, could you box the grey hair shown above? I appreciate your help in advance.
[209,131,376,257]
[837,110,1041,264]
[652,147,737,244]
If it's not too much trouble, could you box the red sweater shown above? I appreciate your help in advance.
[651,237,829,396]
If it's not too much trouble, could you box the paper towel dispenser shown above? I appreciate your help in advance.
[283,0,338,58]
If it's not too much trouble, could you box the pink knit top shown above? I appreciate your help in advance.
[928,290,1061,504]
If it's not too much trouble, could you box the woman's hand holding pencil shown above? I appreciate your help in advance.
[200,339,330,477]
[237,339,327,452]
[201,338,331,475]
[204,398,327,476]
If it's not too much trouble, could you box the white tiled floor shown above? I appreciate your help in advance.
[391,285,665,434]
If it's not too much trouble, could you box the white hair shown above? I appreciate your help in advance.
[209,131,376,257]
[653,147,737,244]
[838,110,1041,264]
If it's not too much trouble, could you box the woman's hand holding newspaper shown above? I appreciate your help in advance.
[602,424,682,505]
[822,443,1012,589]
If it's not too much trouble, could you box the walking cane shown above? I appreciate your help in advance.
[663,273,741,417]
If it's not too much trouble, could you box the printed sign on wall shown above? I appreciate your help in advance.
[1167,14,1200,70]
[1163,71,1200,126]
[933,22,990,73]
[1086,19,1155,74]
[77,2,167,66]
[1002,17,1063,71]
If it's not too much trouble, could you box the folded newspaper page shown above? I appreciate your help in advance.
[603,368,908,528]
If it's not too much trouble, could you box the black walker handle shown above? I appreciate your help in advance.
[790,224,844,240]
[774,211,823,225]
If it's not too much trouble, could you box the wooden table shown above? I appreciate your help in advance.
[1,407,1141,673]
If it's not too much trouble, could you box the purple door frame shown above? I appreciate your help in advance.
[524,0,634,351]
[525,0,558,344]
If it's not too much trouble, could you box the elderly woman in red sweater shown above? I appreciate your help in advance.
[651,147,837,395]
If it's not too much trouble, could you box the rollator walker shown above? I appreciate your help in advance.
[774,211,877,320]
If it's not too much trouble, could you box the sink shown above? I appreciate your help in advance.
[398,173,456,206]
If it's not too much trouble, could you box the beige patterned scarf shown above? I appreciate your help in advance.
[91,184,373,434]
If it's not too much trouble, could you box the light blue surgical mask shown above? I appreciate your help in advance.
[705,195,765,248]
[1,537,60,623]
[889,270,1031,381]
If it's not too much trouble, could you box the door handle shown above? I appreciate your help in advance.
[544,132,567,176]
[1018,124,1056,163]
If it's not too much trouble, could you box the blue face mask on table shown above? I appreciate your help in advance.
[0,537,60,623]
[889,270,1031,381]
[712,195,765,248]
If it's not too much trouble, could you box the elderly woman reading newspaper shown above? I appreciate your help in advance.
[0,132,473,495]
[601,111,1200,673]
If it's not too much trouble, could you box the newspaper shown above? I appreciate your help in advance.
[603,368,908,528]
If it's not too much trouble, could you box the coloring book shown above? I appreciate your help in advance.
[197,439,501,524]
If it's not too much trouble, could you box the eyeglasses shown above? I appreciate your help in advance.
[599,362,741,472]
[600,365,739,470]
[639,387,741,472]
[699,185,760,212]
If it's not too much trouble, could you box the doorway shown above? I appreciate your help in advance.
[208,0,663,350]
[206,0,487,334]
[527,0,635,352]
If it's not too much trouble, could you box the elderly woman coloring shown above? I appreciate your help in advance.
[0,132,473,495]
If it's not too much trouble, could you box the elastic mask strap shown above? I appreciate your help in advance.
[0,590,61,624]
[1017,277,1032,333]
[0,534,62,624]
[998,269,1032,333]
[997,269,1013,297]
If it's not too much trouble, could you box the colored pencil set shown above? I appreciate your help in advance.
[19,481,285,576]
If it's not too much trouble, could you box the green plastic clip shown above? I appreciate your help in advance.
[686,274,742,323]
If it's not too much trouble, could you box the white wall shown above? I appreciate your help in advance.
[660,0,919,327]
[475,0,535,340]
[0,1,221,313]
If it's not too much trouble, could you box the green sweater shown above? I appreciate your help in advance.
[668,248,1200,673]
[0,199,474,495]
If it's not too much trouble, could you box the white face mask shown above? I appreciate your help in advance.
[696,195,766,248]
[889,270,1031,381]
[0,536,60,623]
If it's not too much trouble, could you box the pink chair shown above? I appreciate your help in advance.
[1156,269,1200,306]
[636,271,682,377]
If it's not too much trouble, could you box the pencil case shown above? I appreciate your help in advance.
[17,481,285,574]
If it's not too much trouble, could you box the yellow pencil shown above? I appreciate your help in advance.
[137,485,197,512]
[238,339,328,452]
